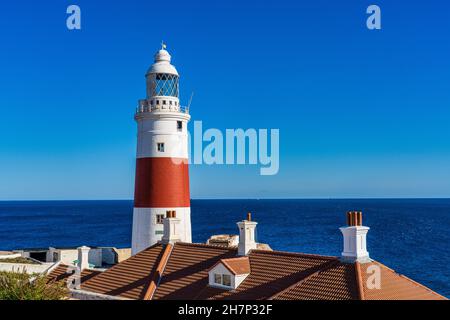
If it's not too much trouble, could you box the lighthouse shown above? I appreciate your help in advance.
[131,45,191,255]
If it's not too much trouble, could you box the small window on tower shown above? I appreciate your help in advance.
[163,100,167,105]
[157,143,165,152]
[156,100,160,105]
[156,214,165,224]
[177,121,183,131]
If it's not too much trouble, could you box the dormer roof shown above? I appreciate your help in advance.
[211,257,250,275]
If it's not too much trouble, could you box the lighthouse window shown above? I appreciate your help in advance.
[156,214,165,224]
[150,73,179,97]
[157,143,165,152]
[177,121,183,131]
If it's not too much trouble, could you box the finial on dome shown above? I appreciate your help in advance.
[161,40,167,50]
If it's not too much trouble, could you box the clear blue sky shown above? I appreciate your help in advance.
[1,0,449,200]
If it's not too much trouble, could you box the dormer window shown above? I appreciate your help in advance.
[214,274,231,287]
[208,257,250,290]
[222,274,231,286]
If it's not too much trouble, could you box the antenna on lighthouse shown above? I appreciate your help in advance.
[187,92,194,111]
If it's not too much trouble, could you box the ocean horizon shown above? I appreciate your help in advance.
[0,198,449,297]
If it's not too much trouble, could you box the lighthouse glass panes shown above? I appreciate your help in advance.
[149,73,179,97]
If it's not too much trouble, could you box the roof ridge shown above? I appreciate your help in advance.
[221,256,249,262]
[175,242,237,251]
[355,262,365,300]
[268,259,341,300]
[250,249,338,260]
[144,244,173,300]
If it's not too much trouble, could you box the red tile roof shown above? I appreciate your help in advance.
[81,243,165,299]
[358,261,446,300]
[77,242,447,300]
[153,243,236,300]
[213,256,250,275]
[46,263,102,286]
[271,260,359,300]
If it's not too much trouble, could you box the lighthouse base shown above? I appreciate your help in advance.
[131,207,191,255]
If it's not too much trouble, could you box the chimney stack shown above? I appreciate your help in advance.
[77,246,90,271]
[237,213,258,256]
[340,211,370,263]
[161,210,181,245]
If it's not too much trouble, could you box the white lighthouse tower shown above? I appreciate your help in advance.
[131,44,191,255]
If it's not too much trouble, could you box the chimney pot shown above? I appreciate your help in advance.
[357,211,362,226]
[247,212,252,221]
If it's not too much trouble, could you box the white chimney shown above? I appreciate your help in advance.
[237,213,258,256]
[77,246,90,271]
[340,211,370,263]
[161,210,181,245]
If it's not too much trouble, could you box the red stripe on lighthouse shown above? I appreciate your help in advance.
[134,157,190,208]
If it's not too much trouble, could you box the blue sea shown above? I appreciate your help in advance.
[0,199,449,298]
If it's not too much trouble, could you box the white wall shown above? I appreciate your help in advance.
[0,262,55,274]
[0,253,21,259]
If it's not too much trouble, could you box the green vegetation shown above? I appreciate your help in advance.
[0,270,68,300]
[0,257,39,264]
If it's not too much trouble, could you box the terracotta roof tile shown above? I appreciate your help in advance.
[78,243,447,300]
[272,261,359,300]
[46,263,102,286]
[195,250,336,300]
[152,243,237,300]
[215,256,250,275]
[358,261,447,300]
[81,243,165,299]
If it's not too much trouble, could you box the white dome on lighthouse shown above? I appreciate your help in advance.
[146,48,179,76]
[145,44,180,99]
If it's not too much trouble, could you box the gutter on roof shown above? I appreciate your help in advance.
[143,243,173,300]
